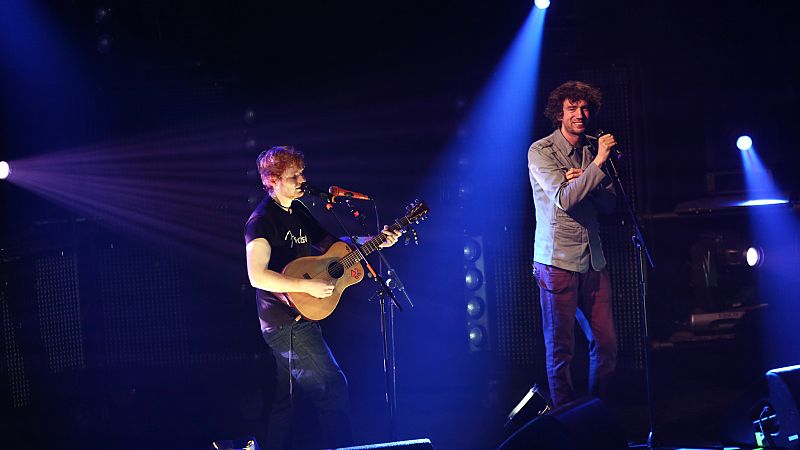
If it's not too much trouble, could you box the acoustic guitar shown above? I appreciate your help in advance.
[283,199,429,320]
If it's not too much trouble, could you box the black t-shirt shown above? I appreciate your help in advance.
[244,197,333,332]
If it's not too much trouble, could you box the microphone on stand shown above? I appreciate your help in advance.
[329,185,371,202]
[301,183,334,202]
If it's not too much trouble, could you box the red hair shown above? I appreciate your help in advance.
[256,146,305,193]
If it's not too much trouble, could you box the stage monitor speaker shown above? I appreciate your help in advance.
[766,365,800,448]
[497,397,628,450]
[335,438,434,449]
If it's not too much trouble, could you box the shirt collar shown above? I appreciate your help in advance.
[552,128,587,157]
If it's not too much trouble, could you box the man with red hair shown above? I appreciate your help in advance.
[245,145,400,448]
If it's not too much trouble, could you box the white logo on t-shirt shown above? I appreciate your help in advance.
[284,229,308,247]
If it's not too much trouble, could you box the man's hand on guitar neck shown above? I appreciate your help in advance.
[379,225,403,248]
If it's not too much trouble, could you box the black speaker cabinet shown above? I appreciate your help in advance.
[767,365,800,448]
[497,397,628,450]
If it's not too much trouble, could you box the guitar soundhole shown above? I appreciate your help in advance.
[327,262,344,279]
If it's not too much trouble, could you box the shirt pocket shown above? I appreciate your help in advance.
[553,222,585,257]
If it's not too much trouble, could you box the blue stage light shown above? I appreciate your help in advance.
[468,326,486,347]
[96,34,113,53]
[95,6,111,24]
[463,239,482,262]
[534,0,551,9]
[737,135,753,151]
[465,268,484,290]
[466,296,485,319]
[0,161,10,180]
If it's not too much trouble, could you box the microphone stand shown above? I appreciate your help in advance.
[370,244,417,440]
[595,143,657,448]
[325,196,404,440]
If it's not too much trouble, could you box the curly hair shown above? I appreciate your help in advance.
[256,145,305,193]
[543,81,603,129]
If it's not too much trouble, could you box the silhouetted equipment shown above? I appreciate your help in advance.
[210,438,260,450]
[765,365,800,448]
[504,384,550,428]
[336,438,434,449]
[497,397,628,450]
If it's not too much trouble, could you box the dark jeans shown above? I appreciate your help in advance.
[533,262,617,407]
[262,321,353,449]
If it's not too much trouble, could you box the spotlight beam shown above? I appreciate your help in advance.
[3,128,257,269]
[437,4,548,217]
[739,141,800,367]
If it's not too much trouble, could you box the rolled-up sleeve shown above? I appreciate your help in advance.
[528,145,609,212]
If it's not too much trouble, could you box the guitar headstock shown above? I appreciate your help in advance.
[404,199,430,224]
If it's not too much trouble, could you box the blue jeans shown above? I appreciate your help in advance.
[533,262,617,407]
[262,321,352,449]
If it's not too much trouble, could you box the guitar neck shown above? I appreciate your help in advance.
[342,221,407,266]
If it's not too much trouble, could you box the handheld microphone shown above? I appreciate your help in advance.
[329,185,371,201]
[595,129,624,160]
[301,183,334,202]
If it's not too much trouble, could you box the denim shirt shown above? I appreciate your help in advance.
[528,129,616,273]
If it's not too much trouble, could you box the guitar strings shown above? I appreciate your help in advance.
[326,232,388,276]
[316,220,412,278]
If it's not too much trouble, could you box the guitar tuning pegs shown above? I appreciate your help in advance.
[405,224,420,246]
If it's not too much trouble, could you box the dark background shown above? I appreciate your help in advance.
[1,1,798,449]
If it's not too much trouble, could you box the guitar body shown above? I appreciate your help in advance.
[283,241,367,321]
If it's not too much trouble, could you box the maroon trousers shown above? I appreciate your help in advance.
[533,262,617,407]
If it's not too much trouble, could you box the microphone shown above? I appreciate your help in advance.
[301,183,334,202]
[329,185,371,201]
[594,129,624,160]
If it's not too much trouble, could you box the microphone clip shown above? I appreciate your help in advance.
[301,183,334,203]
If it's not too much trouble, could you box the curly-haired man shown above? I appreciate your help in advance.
[528,81,618,407]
